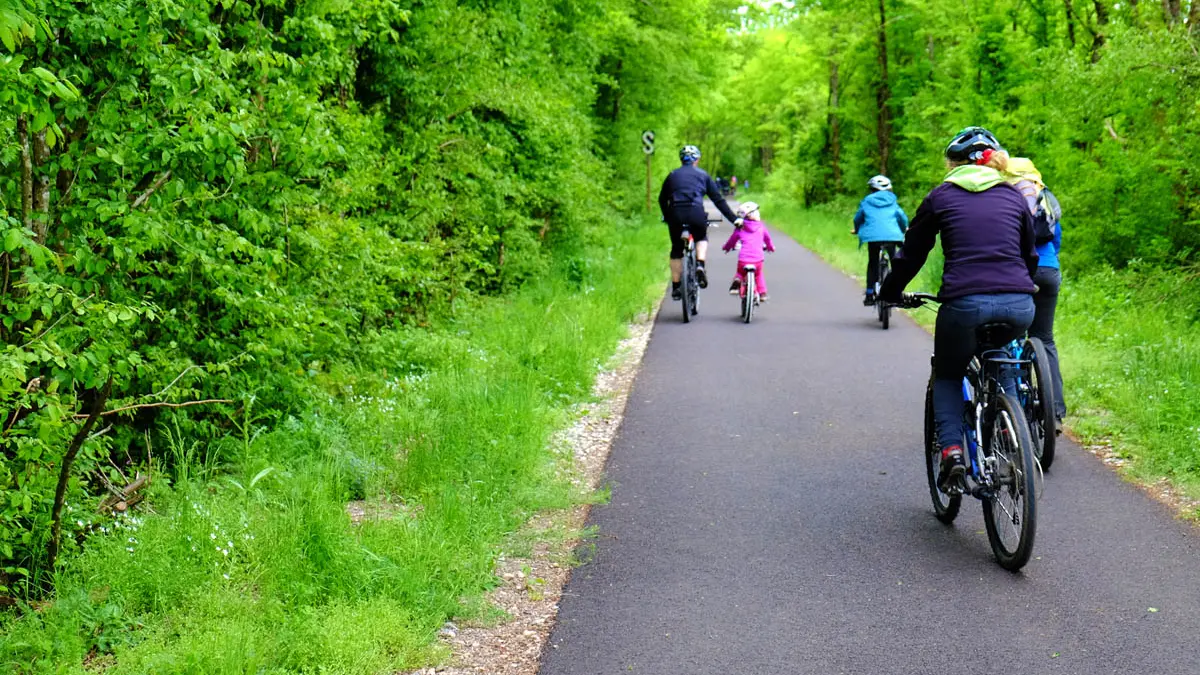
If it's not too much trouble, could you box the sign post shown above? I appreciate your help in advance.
[642,130,655,213]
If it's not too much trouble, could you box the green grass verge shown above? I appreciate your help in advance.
[764,195,1200,507]
[0,220,665,674]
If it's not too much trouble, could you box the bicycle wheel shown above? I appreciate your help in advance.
[688,263,700,316]
[924,375,961,523]
[876,254,890,329]
[981,391,1038,571]
[681,252,693,323]
[743,270,755,324]
[1023,337,1057,469]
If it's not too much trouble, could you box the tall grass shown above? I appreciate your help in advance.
[0,220,665,673]
[763,195,1200,502]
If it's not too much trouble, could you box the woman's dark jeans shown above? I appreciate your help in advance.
[1030,267,1067,419]
[933,293,1036,451]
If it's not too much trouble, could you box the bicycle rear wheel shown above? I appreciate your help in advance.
[681,250,694,323]
[1023,337,1056,469]
[876,254,890,329]
[981,392,1038,571]
[743,270,755,324]
[925,375,961,523]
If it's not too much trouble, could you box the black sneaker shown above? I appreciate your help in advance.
[696,265,708,289]
[728,279,741,295]
[671,283,682,301]
[937,445,967,494]
[863,292,876,306]
[1054,417,1063,436]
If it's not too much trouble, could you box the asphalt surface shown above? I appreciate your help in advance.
[539,204,1200,675]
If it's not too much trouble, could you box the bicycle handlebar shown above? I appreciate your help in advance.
[896,292,938,308]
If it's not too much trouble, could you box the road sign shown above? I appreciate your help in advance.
[642,130,655,155]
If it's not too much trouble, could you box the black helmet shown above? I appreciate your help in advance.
[945,126,1002,163]
[679,145,701,163]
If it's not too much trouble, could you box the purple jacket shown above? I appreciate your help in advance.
[722,219,775,263]
[881,176,1038,301]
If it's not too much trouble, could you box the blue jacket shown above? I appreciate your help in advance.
[1036,221,1062,269]
[854,191,909,244]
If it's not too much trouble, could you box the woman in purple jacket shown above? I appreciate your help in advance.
[879,127,1039,492]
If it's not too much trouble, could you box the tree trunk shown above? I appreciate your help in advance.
[1090,0,1109,62]
[1188,0,1199,31]
[827,31,843,194]
[32,129,50,244]
[1163,0,1180,23]
[611,59,622,122]
[1064,0,1077,47]
[875,0,891,176]
[17,116,33,232]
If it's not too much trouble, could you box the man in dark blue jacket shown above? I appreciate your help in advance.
[880,127,1038,491]
[658,145,740,300]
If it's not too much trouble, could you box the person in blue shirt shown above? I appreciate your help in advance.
[853,175,910,305]
[1029,220,1065,433]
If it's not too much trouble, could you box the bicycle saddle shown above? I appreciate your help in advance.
[742,264,756,271]
[975,322,1020,349]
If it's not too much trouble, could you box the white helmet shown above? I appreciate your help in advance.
[736,201,760,219]
[867,175,893,191]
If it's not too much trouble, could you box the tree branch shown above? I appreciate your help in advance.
[130,170,172,210]
[48,376,112,568]
[74,398,234,419]
[19,293,95,348]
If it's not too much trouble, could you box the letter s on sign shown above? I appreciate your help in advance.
[641,130,655,155]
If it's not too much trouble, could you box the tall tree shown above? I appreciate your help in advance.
[875,0,892,175]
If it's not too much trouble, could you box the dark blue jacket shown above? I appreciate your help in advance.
[881,175,1039,301]
[658,164,738,223]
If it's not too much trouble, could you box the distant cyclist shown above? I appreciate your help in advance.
[879,127,1039,491]
[852,175,909,305]
[658,145,741,300]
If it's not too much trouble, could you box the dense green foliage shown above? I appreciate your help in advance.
[0,220,665,672]
[0,0,735,594]
[697,0,1200,271]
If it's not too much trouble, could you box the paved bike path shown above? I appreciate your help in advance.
[539,207,1200,675]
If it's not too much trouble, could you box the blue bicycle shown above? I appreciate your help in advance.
[903,293,1039,571]
[1010,337,1057,469]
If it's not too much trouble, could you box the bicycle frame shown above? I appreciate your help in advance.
[962,348,1031,494]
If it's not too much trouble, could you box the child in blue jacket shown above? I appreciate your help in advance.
[853,175,910,305]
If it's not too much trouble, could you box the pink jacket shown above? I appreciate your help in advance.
[722,218,775,263]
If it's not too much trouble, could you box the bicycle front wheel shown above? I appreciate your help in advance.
[981,392,1038,571]
[925,375,961,523]
[1024,337,1056,469]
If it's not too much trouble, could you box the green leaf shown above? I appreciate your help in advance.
[29,67,56,84]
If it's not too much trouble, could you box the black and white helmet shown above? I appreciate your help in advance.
[945,126,1002,163]
[679,145,701,163]
[867,175,893,191]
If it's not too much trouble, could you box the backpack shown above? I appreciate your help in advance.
[1012,177,1061,245]
[1031,187,1062,245]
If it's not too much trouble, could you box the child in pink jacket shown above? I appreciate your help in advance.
[722,201,775,300]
